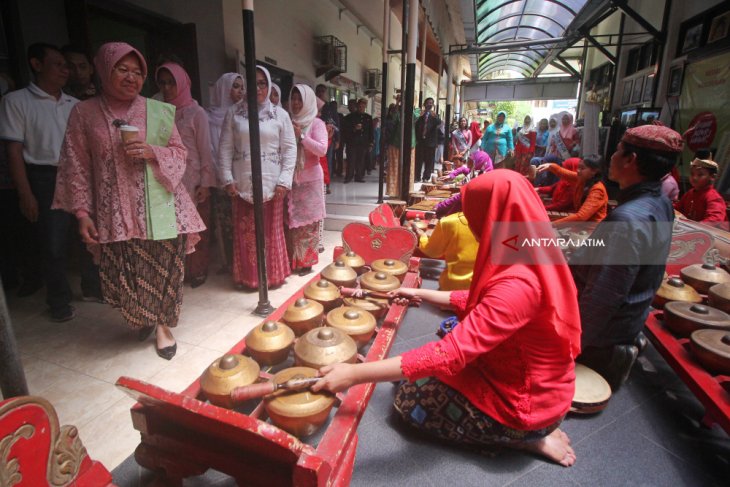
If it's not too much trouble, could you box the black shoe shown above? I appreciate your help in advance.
[344,179,352,184]
[16,280,43,298]
[49,305,75,323]
[156,341,177,360]
[634,333,648,355]
[298,266,313,276]
[605,345,639,391]
[326,185,332,194]
[355,179,366,183]
[190,276,207,288]
[138,325,156,342]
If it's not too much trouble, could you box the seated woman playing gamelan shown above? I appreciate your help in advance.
[537,154,607,225]
[313,170,580,467]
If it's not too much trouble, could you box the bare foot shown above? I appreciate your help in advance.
[518,428,576,467]
[156,325,176,349]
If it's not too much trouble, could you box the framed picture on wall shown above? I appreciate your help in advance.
[622,79,633,105]
[631,76,644,104]
[681,23,704,53]
[643,74,655,102]
[708,11,729,43]
[667,65,684,97]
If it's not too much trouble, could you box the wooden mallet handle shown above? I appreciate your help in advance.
[230,381,277,403]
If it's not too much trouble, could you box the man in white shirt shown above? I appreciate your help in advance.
[0,43,78,321]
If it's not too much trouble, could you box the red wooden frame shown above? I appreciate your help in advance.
[116,257,422,486]
[643,311,730,433]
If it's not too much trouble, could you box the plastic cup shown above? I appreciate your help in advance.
[120,125,139,144]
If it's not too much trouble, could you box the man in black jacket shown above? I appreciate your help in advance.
[414,97,441,182]
[343,98,373,183]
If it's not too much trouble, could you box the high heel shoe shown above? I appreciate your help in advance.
[156,342,177,360]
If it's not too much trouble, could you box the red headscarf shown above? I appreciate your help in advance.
[469,121,482,144]
[155,62,195,109]
[546,158,579,211]
[461,169,581,358]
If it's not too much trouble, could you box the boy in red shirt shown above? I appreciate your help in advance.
[674,157,728,226]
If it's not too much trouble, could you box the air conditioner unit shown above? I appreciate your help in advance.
[364,69,381,95]
[314,35,347,80]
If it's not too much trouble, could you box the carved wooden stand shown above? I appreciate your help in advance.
[0,396,114,486]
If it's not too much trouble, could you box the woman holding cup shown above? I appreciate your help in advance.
[53,42,204,360]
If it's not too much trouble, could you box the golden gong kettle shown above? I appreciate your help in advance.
[652,277,702,310]
[708,282,730,314]
[303,279,342,311]
[338,251,366,275]
[663,302,730,337]
[294,326,358,369]
[282,297,324,337]
[264,366,336,437]
[200,354,260,408]
[343,295,389,319]
[371,258,408,282]
[359,271,400,292]
[680,263,730,295]
[245,321,295,365]
[320,260,358,288]
[326,306,377,347]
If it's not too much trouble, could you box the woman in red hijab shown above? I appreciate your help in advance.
[313,170,580,467]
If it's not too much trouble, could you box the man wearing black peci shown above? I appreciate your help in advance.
[415,97,441,182]
[343,98,373,183]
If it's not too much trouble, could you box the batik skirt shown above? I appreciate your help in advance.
[287,222,320,269]
[185,197,211,281]
[99,236,186,329]
[232,196,290,288]
[394,377,562,447]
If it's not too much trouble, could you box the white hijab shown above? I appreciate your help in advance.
[235,65,274,120]
[289,83,319,170]
[207,72,242,129]
[270,83,282,107]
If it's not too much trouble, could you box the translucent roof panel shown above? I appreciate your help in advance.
[475,0,589,79]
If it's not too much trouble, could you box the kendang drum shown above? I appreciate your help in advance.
[570,363,612,414]
[409,192,425,206]
[385,200,407,219]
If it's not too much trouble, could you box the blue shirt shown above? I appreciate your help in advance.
[570,182,673,349]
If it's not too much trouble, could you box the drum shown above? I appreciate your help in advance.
[386,200,407,219]
[570,363,611,414]
[409,192,425,206]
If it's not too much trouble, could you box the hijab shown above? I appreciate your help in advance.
[270,83,282,107]
[235,65,274,120]
[495,110,507,128]
[461,170,581,358]
[520,117,533,133]
[94,42,147,117]
[289,84,319,170]
[207,72,242,128]
[548,113,561,135]
[471,149,493,173]
[559,112,577,140]
[469,120,482,142]
[155,62,194,109]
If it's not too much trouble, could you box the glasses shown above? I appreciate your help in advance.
[256,80,268,90]
[114,65,144,80]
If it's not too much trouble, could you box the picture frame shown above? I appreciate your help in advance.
[631,76,644,104]
[643,74,655,102]
[708,11,729,44]
[621,79,633,106]
[682,23,704,53]
[667,65,684,97]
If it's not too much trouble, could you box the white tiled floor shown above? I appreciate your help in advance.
[3,229,345,470]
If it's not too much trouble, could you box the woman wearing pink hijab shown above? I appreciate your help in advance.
[286,84,327,276]
[156,62,216,288]
[53,42,204,360]
[548,112,580,161]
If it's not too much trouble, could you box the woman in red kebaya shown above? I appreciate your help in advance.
[313,170,580,467]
